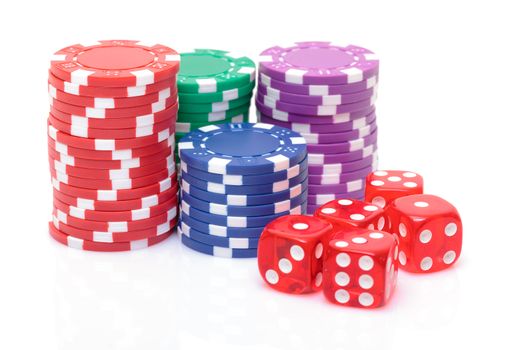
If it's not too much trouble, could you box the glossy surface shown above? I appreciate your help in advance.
[387,194,462,273]
[258,215,333,294]
[323,227,398,308]
[365,170,424,208]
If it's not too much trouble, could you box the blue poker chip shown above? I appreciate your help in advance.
[181,178,307,206]
[181,200,307,227]
[178,123,307,175]
[181,169,308,195]
[178,222,259,248]
[180,155,308,186]
[181,189,308,217]
[180,212,263,238]
[181,234,258,258]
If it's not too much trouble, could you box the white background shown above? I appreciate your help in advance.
[0,0,524,349]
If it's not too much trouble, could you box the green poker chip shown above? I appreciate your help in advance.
[176,113,249,133]
[177,49,256,93]
[177,104,250,123]
[178,81,255,104]
[178,94,252,114]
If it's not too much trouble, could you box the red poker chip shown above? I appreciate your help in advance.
[48,135,174,160]
[53,195,178,222]
[50,40,180,87]
[49,83,176,108]
[48,113,176,140]
[51,216,177,242]
[50,163,176,190]
[51,174,178,201]
[50,94,178,119]
[48,222,173,251]
[49,103,177,129]
[52,184,178,212]
[48,146,174,170]
[48,72,177,98]
[48,123,175,150]
[53,204,178,231]
[49,155,173,179]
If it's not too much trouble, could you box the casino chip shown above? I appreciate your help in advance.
[256,42,380,213]
[175,49,256,164]
[178,123,308,257]
[47,40,180,250]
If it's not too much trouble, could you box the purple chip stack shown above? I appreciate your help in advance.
[255,41,379,214]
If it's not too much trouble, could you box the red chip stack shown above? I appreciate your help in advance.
[47,40,180,251]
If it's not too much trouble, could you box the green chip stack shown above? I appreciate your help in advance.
[176,49,257,163]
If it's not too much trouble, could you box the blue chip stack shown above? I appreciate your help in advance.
[178,122,308,258]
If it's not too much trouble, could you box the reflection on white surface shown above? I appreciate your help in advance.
[52,234,461,350]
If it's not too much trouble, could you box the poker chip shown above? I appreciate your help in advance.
[181,189,307,216]
[176,104,251,123]
[256,42,380,213]
[50,40,180,87]
[182,180,307,206]
[48,72,177,98]
[179,156,307,185]
[178,49,255,93]
[53,184,178,211]
[178,122,307,257]
[53,205,177,232]
[49,222,173,252]
[175,49,257,166]
[180,213,262,238]
[50,104,178,129]
[48,135,174,160]
[52,216,177,243]
[178,93,252,114]
[181,169,307,195]
[179,123,307,175]
[49,156,174,179]
[178,222,259,249]
[180,234,258,258]
[178,82,255,104]
[259,73,378,96]
[47,41,179,251]
[258,42,379,85]
[175,113,248,133]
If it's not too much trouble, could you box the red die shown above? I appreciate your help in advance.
[258,215,333,294]
[323,228,398,308]
[314,198,388,232]
[365,170,423,208]
[387,194,462,273]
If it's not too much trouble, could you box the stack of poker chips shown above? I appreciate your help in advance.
[176,49,256,164]
[255,42,379,214]
[47,40,180,252]
[177,123,308,258]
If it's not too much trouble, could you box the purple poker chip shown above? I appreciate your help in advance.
[258,83,377,106]
[307,190,366,207]
[309,144,377,164]
[306,130,378,155]
[258,111,376,133]
[309,165,375,185]
[256,93,376,116]
[255,99,375,124]
[259,73,378,96]
[308,178,365,195]
[302,124,377,144]
[258,42,379,85]
[308,152,378,175]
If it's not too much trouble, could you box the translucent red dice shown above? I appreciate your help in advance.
[323,228,398,308]
[387,194,462,273]
[314,198,388,232]
[365,170,424,208]
[258,215,334,294]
